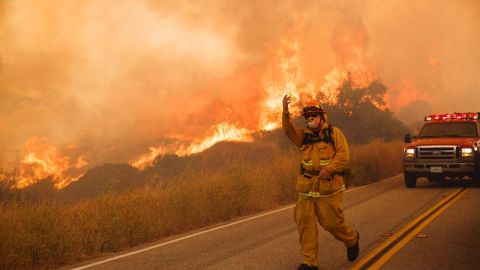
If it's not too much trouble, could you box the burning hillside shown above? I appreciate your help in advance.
[2,138,87,189]
[2,22,374,187]
[0,1,478,189]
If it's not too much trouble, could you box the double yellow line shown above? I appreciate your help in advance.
[350,187,470,270]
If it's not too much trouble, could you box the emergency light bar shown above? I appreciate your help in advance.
[425,112,480,121]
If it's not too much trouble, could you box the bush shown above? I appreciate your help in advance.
[347,140,404,186]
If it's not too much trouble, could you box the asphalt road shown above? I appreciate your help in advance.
[66,175,480,270]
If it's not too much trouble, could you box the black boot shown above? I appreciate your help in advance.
[297,263,319,270]
[347,231,360,262]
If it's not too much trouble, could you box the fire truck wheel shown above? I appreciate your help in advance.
[404,173,417,188]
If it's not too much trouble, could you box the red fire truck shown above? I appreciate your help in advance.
[403,112,480,188]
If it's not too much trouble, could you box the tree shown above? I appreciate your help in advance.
[325,76,411,145]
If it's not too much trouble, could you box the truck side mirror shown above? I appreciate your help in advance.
[404,134,412,143]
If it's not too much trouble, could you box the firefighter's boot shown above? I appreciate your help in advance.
[347,231,360,261]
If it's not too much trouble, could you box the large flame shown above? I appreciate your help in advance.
[132,23,376,169]
[11,137,88,189]
[131,122,253,169]
[259,36,317,131]
[130,146,171,171]
[259,22,375,131]
[176,123,254,155]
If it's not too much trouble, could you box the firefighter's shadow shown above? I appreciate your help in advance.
[414,177,476,189]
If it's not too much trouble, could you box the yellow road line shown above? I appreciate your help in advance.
[350,187,469,270]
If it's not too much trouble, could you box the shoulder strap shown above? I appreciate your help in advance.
[325,125,336,150]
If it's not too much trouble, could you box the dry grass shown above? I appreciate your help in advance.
[347,140,405,186]
[0,141,404,269]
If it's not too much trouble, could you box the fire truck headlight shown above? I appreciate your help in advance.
[405,148,415,158]
[461,148,474,158]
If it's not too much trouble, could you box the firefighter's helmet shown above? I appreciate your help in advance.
[302,104,326,117]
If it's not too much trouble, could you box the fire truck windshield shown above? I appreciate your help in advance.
[418,122,478,138]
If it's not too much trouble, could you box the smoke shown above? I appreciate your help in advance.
[0,0,479,169]
[364,0,480,116]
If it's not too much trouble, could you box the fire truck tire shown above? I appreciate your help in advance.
[404,173,417,188]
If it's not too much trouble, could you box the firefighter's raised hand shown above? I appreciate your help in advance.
[319,169,332,180]
[283,94,291,114]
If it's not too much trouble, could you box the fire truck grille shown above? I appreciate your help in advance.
[417,146,457,160]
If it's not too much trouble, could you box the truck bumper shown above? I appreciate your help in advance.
[404,159,476,176]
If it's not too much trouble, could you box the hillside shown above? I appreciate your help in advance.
[0,79,411,202]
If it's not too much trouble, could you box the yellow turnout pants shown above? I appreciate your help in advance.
[294,191,357,266]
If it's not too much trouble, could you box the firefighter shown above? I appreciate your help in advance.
[282,94,359,270]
